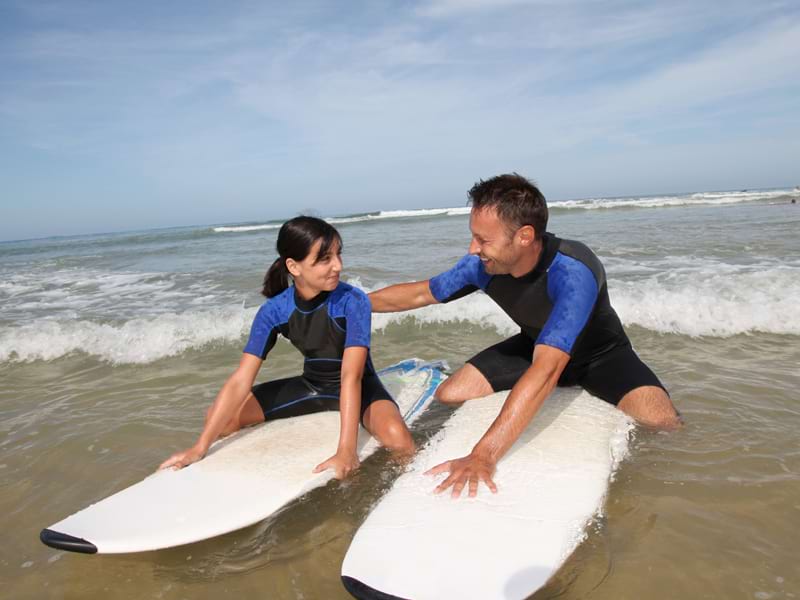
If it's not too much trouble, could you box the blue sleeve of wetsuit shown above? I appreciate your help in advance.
[537,254,599,354]
[428,254,491,303]
[243,301,281,359]
[344,288,372,348]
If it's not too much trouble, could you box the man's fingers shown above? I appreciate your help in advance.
[424,460,452,476]
[451,477,466,499]
[483,472,498,493]
[468,475,479,498]
[434,470,461,494]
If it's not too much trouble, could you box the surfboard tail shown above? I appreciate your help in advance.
[341,576,410,600]
[40,528,98,554]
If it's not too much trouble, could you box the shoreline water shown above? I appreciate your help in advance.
[2,185,799,599]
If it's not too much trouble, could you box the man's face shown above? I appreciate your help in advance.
[468,207,521,275]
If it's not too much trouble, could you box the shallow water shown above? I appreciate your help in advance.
[2,188,799,599]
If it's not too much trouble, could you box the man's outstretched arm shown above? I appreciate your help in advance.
[369,281,438,313]
[426,344,570,498]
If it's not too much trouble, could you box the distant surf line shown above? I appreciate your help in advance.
[212,189,792,233]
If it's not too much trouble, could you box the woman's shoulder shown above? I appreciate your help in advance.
[255,286,296,320]
[331,281,368,301]
[328,281,369,314]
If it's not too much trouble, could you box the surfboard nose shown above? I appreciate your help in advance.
[40,528,98,554]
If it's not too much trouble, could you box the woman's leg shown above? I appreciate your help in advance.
[362,399,415,455]
[204,391,265,437]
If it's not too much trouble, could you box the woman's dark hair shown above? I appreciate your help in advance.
[262,216,343,298]
[468,173,548,239]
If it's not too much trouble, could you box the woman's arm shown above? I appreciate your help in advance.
[159,353,263,470]
[313,345,367,479]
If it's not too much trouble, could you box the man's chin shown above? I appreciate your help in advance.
[481,260,504,275]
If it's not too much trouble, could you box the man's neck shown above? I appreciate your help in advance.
[509,238,544,278]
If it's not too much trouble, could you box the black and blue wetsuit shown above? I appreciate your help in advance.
[429,233,665,405]
[243,282,395,421]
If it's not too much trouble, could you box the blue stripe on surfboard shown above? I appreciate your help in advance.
[402,367,445,421]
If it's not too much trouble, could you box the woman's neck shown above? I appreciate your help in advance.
[293,280,323,301]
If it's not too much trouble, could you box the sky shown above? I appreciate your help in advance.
[1,0,799,241]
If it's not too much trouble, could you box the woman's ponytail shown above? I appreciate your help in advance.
[262,257,289,298]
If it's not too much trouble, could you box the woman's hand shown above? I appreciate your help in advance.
[158,444,206,471]
[313,450,360,479]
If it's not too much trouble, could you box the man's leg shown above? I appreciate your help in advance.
[435,363,494,404]
[617,386,681,429]
[579,343,681,430]
[436,333,534,404]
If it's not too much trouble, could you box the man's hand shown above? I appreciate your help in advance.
[313,450,360,480]
[425,452,498,498]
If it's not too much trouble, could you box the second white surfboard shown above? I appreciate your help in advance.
[341,388,634,600]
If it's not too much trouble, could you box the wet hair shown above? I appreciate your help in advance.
[262,216,343,298]
[468,173,548,239]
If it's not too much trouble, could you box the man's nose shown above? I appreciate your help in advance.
[468,238,481,255]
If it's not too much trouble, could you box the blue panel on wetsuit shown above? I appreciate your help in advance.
[429,254,491,303]
[537,253,599,354]
[243,281,376,383]
[326,284,372,348]
[243,289,294,359]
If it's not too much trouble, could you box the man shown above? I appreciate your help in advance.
[369,173,680,499]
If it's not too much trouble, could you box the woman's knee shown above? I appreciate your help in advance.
[379,420,415,454]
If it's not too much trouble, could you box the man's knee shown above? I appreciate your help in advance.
[434,379,468,405]
[434,365,494,405]
[618,386,682,430]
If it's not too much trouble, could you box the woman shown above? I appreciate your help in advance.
[160,216,414,478]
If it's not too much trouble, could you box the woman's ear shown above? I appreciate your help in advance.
[285,258,301,278]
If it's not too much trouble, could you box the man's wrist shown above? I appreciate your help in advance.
[471,441,500,462]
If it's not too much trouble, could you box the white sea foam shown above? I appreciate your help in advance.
[0,267,232,322]
[552,189,791,210]
[213,208,473,233]
[3,265,796,365]
[212,190,792,233]
[213,224,281,232]
[372,292,519,337]
[370,263,800,338]
[611,266,800,336]
[0,306,256,364]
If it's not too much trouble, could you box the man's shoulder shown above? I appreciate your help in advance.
[550,237,606,287]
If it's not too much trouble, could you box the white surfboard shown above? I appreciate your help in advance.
[40,359,446,554]
[341,388,634,600]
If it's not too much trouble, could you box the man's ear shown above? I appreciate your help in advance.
[285,258,301,277]
[517,225,535,247]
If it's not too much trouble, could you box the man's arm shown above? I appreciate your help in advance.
[369,281,438,313]
[426,344,570,498]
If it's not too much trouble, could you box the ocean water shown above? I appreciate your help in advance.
[2,187,799,599]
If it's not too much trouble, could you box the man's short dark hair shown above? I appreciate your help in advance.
[468,173,548,239]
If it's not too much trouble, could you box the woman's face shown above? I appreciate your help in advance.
[288,238,342,295]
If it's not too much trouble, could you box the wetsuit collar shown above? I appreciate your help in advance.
[515,232,559,281]
[293,287,331,312]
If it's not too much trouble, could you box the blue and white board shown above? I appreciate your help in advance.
[341,388,634,600]
[40,359,445,554]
